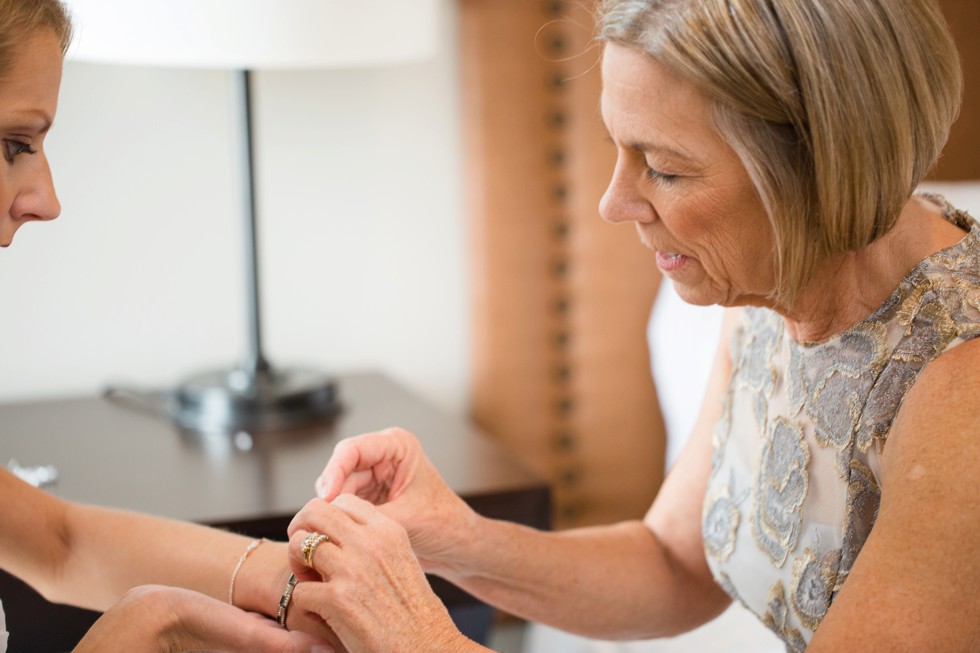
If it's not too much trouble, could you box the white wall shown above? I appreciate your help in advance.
[0,0,471,417]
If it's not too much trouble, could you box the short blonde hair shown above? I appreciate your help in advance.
[598,0,962,303]
[0,0,72,75]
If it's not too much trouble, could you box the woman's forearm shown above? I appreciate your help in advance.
[430,516,728,640]
[0,470,286,618]
[53,502,286,615]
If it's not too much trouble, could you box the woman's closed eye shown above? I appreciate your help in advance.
[646,166,680,186]
[3,139,38,163]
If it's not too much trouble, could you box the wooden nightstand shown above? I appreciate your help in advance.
[0,371,549,651]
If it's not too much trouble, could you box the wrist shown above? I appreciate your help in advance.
[420,617,481,653]
[233,541,291,618]
[421,506,483,578]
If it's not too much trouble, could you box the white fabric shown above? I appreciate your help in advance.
[1,596,8,653]
[523,284,781,652]
[648,284,725,470]
[524,603,783,653]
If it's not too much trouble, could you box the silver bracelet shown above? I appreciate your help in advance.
[277,573,299,629]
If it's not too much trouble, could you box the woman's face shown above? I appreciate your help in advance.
[0,30,63,247]
[599,43,776,308]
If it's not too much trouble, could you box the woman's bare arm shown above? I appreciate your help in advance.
[0,470,292,624]
[371,308,742,639]
[807,337,980,651]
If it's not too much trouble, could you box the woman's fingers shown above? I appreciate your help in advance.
[287,496,374,576]
[74,585,332,653]
[315,428,420,501]
[290,529,338,579]
[330,493,379,523]
[287,494,389,580]
[286,506,464,653]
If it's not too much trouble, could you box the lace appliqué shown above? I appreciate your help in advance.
[837,459,880,591]
[761,581,808,653]
[857,274,972,451]
[752,417,810,567]
[786,323,888,477]
[702,200,980,649]
[734,309,782,434]
[790,547,841,630]
[703,473,745,563]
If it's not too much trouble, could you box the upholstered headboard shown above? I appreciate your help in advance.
[460,0,665,529]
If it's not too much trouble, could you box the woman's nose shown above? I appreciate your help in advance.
[598,160,653,225]
[12,153,61,223]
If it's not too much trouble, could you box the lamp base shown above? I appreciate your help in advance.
[169,366,340,433]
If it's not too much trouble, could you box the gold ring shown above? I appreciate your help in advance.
[301,531,330,569]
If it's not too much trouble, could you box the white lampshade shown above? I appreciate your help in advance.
[64,0,440,69]
[61,0,442,432]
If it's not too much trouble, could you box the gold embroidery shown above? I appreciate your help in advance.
[790,547,841,631]
[838,459,880,590]
[795,323,888,459]
[751,417,810,567]
[703,478,741,563]
[702,203,980,650]
[761,581,808,653]
[857,283,963,452]
[734,310,782,434]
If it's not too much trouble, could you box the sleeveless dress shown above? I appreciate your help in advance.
[701,196,980,651]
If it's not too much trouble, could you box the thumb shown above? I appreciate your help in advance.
[315,470,338,500]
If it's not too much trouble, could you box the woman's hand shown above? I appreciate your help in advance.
[73,585,330,652]
[232,540,343,646]
[313,427,478,571]
[287,494,473,653]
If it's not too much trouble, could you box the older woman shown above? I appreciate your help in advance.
[285,1,979,651]
[0,1,333,650]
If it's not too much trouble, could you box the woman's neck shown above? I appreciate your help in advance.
[778,195,967,343]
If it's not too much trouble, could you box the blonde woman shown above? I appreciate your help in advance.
[284,1,980,651]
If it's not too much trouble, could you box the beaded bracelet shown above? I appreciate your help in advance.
[277,573,299,628]
[228,538,265,606]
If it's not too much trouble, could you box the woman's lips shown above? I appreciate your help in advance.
[655,251,688,272]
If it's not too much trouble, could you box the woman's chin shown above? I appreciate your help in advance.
[671,285,720,307]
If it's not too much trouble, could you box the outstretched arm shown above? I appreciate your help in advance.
[0,469,329,638]
[305,308,742,640]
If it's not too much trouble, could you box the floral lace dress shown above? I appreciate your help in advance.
[701,197,980,651]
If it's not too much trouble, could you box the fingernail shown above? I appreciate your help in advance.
[311,645,333,653]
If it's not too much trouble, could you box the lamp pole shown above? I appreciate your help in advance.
[168,70,340,434]
[239,70,271,381]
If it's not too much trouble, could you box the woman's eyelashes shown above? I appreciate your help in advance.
[646,166,679,186]
[3,139,38,163]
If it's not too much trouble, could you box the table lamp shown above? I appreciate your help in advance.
[64,0,439,433]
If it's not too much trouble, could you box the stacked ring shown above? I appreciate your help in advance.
[301,531,330,569]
